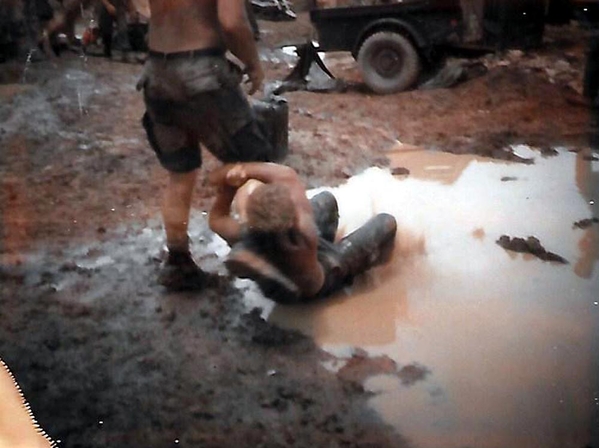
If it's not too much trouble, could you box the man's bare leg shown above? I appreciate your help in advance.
[163,170,197,252]
[159,169,214,290]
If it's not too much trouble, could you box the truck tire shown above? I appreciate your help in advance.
[357,31,421,94]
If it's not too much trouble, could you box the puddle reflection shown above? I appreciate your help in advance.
[258,146,599,448]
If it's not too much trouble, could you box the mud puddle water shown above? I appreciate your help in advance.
[242,145,599,448]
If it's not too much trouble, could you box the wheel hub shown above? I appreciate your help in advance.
[374,48,402,77]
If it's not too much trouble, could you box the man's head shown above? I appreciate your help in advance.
[245,184,296,233]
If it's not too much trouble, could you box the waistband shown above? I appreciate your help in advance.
[148,47,225,60]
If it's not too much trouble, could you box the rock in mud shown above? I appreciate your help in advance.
[573,217,599,229]
[496,235,568,263]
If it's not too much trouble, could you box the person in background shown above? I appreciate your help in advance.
[43,0,92,50]
[126,0,149,53]
[139,0,275,290]
[97,0,117,57]
[208,162,397,303]
[97,0,137,58]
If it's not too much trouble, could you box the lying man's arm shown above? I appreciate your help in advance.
[209,162,299,188]
[209,161,314,246]
[209,184,243,246]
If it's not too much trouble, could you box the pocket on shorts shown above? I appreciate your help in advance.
[179,58,223,93]
[217,59,244,88]
[177,57,244,96]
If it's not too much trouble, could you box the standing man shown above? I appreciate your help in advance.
[140,0,275,290]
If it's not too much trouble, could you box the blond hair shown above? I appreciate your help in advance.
[245,184,296,233]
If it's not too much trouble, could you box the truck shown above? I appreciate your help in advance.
[307,0,578,94]
[308,0,465,94]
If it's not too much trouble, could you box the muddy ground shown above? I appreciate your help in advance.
[0,11,596,448]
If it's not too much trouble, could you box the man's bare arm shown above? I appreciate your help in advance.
[209,163,300,188]
[217,0,264,94]
[101,0,117,16]
[208,185,243,245]
[208,164,236,186]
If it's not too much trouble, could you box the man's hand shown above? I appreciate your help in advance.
[244,64,264,95]
[226,164,248,187]
[218,0,264,94]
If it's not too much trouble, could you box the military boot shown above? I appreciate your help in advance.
[310,191,339,242]
[226,239,302,304]
[336,213,397,278]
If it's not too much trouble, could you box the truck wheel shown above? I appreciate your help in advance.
[357,32,421,94]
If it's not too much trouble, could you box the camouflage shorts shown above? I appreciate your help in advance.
[139,49,273,172]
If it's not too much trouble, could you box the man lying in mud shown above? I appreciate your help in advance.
[208,162,397,303]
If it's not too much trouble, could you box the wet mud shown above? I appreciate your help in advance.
[266,147,598,448]
[574,217,599,229]
[496,235,569,263]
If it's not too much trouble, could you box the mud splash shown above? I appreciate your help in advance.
[246,145,599,448]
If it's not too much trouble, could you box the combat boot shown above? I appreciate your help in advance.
[310,191,339,242]
[226,240,302,304]
[336,213,397,278]
[158,248,218,291]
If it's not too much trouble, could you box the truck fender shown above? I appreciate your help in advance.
[352,18,426,58]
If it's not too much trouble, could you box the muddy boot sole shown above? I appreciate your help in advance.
[225,248,302,304]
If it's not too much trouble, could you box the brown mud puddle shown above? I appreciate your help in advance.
[239,145,599,448]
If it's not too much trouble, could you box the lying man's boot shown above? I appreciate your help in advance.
[226,243,302,304]
[310,191,339,242]
[337,213,397,278]
[312,214,396,299]
[158,249,217,292]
